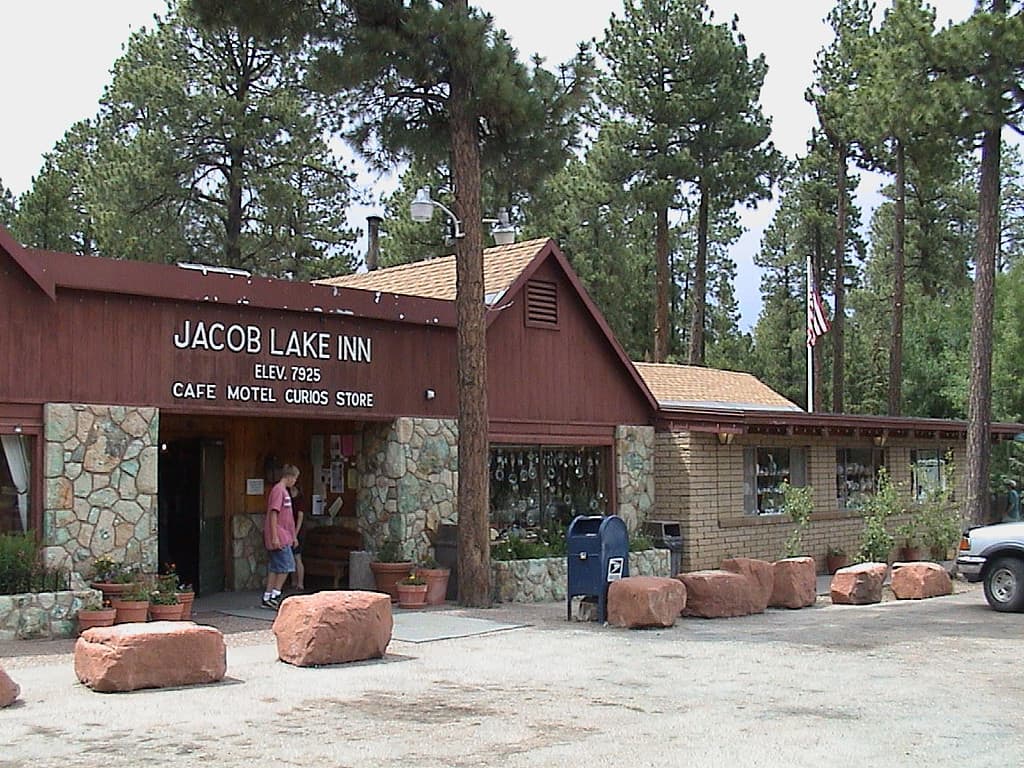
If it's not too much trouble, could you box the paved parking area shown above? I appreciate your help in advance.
[2,583,1022,767]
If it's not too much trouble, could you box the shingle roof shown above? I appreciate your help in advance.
[634,362,802,411]
[316,238,549,302]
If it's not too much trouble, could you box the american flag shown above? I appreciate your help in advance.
[807,276,831,347]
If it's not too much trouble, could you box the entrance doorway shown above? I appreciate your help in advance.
[158,439,225,595]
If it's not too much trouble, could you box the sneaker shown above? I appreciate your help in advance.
[260,596,280,610]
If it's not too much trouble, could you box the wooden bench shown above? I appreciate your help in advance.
[302,525,365,588]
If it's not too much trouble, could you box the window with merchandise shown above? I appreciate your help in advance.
[488,445,609,542]
[745,446,807,515]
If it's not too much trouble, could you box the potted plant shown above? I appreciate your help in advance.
[396,571,428,608]
[417,555,451,605]
[895,518,926,561]
[111,581,150,624]
[89,555,133,600]
[77,593,116,633]
[164,563,195,619]
[825,545,849,574]
[148,575,184,621]
[369,536,414,602]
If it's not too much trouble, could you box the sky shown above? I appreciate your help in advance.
[0,0,979,330]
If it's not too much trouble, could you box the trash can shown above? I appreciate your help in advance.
[434,523,459,601]
[643,520,683,576]
[566,515,629,622]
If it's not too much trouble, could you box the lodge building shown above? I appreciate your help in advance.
[1,226,1018,596]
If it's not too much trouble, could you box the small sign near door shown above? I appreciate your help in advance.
[246,478,264,496]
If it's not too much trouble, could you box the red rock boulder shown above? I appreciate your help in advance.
[608,576,687,628]
[830,562,887,605]
[273,590,392,666]
[891,561,953,600]
[770,557,818,609]
[0,664,19,707]
[721,557,774,611]
[676,570,761,618]
[74,622,226,692]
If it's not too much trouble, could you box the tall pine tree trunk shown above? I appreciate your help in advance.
[687,183,709,365]
[888,140,906,416]
[832,143,848,413]
[653,206,670,361]
[449,0,490,606]
[965,125,1001,526]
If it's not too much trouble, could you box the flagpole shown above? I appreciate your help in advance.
[807,251,814,414]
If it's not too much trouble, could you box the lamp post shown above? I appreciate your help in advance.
[410,187,515,245]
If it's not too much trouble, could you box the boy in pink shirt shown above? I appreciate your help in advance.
[262,464,299,609]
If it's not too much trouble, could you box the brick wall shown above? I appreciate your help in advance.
[654,431,967,573]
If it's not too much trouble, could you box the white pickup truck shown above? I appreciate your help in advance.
[957,521,1024,611]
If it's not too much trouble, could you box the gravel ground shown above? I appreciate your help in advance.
[2,580,1022,768]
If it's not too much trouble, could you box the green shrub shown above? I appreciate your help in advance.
[858,467,899,562]
[629,533,654,552]
[491,536,552,561]
[0,532,69,595]
[782,482,814,557]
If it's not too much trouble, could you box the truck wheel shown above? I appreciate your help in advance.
[983,557,1024,612]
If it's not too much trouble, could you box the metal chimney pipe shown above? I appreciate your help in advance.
[366,215,383,271]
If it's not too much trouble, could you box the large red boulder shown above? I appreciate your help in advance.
[891,562,953,600]
[770,557,817,609]
[676,570,761,618]
[607,576,687,628]
[273,590,392,666]
[0,664,19,707]
[830,562,887,605]
[721,557,774,611]
[74,622,226,692]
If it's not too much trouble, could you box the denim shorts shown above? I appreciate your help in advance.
[268,546,296,574]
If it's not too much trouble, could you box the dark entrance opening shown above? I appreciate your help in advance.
[158,438,225,596]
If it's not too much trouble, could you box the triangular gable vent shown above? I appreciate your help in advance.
[525,279,559,329]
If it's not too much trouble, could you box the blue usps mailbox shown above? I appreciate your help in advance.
[566,515,629,622]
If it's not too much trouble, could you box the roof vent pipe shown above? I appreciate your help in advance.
[366,215,383,272]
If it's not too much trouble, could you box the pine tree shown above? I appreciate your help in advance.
[595,0,779,364]
[807,0,873,412]
[934,0,1024,525]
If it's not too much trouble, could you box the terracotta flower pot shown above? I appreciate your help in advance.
[396,583,428,609]
[111,599,150,624]
[149,602,184,621]
[419,567,451,605]
[898,546,926,562]
[91,582,131,601]
[826,554,850,575]
[176,591,195,619]
[77,607,117,633]
[370,561,414,602]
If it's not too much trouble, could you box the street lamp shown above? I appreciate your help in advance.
[410,187,464,239]
[410,187,516,245]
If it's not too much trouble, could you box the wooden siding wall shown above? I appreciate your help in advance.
[655,431,968,573]
[487,260,650,434]
[0,255,458,420]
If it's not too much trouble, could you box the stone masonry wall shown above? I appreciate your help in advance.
[492,549,670,603]
[0,589,100,641]
[42,404,159,579]
[357,418,458,563]
[615,425,655,533]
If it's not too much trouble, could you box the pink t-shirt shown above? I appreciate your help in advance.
[264,482,296,550]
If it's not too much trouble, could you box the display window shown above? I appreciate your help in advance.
[836,447,885,510]
[488,445,609,538]
[743,446,808,515]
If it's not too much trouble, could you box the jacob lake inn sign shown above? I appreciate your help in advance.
[170,318,377,410]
